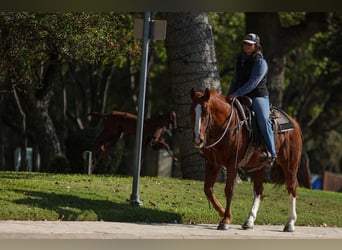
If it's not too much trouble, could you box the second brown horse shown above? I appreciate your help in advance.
[89,110,177,173]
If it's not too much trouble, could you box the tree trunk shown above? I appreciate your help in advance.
[163,12,221,180]
[13,85,61,170]
[18,56,62,169]
[245,12,331,107]
[12,85,28,171]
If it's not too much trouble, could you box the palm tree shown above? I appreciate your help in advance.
[162,12,221,180]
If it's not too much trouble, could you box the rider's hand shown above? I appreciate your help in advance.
[226,93,237,103]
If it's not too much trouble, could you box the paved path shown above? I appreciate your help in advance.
[0,220,341,239]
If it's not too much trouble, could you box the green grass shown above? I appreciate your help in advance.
[0,171,341,227]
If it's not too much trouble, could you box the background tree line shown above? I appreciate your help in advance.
[0,12,341,179]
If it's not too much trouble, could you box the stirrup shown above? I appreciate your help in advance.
[260,151,272,162]
[260,151,276,167]
[268,157,276,167]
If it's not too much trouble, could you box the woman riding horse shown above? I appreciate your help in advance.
[226,33,276,166]
[190,87,302,232]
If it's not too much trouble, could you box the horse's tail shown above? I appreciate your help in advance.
[271,118,303,186]
[297,151,312,189]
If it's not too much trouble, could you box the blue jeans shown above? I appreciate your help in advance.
[251,96,277,158]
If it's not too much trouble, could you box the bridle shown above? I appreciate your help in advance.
[197,97,250,171]
[193,91,269,172]
[204,103,235,148]
[195,97,242,149]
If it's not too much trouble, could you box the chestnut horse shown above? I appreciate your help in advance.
[190,88,302,232]
[89,110,177,173]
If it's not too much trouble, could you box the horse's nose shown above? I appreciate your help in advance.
[193,138,204,148]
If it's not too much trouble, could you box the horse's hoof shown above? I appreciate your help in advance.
[241,220,254,230]
[217,222,230,230]
[283,224,295,232]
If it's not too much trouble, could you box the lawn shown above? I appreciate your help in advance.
[0,171,341,227]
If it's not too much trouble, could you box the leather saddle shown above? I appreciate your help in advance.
[233,97,295,145]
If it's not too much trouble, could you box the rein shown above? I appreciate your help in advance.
[204,106,234,148]
[203,98,249,171]
[204,98,269,173]
[204,99,245,149]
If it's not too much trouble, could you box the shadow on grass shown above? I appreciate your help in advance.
[12,189,182,223]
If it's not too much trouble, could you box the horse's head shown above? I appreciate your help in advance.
[190,87,211,148]
[156,111,177,132]
[147,111,177,145]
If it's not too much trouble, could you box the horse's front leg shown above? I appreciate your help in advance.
[217,166,237,230]
[242,169,264,230]
[91,135,120,173]
[204,163,225,218]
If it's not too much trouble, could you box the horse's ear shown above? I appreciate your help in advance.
[190,88,196,100]
[204,88,210,101]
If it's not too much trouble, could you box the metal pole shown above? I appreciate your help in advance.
[130,12,151,206]
[83,151,92,175]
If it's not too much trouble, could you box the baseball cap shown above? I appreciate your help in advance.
[243,33,260,44]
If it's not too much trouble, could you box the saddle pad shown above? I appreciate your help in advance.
[271,106,295,133]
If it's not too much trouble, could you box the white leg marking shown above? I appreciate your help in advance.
[194,104,202,143]
[284,193,297,232]
[248,193,261,222]
[288,194,297,225]
[242,193,261,229]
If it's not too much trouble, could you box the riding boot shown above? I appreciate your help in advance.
[260,151,276,167]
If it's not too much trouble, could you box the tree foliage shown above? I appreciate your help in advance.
[209,12,245,94]
[1,13,132,81]
[0,12,141,171]
[283,13,342,174]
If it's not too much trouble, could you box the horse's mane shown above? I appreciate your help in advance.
[208,89,230,108]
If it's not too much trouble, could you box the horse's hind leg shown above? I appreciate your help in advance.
[242,169,264,230]
[283,193,297,232]
[279,144,300,232]
[282,122,302,232]
[283,167,298,232]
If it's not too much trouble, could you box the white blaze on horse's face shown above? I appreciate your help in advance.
[193,104,203,148]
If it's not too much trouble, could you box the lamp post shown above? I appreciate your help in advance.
[130,12,167,206]
[130,12,151,206]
